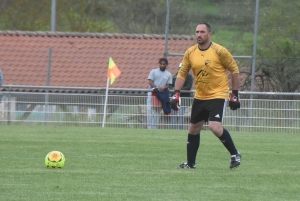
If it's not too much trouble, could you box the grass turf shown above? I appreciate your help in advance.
[0,125,299,201]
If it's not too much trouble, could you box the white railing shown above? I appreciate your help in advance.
[0,85,299,133]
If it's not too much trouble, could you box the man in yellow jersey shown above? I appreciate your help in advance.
[170,23,241,169]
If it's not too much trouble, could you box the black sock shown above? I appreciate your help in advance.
[218,128,238,155]
[187,133,200,165]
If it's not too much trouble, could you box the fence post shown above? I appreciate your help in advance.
[249,0,260,129]
[164,0,170,58]
[51,0,56,32]
[45,48,52,125]
[7,87,11,125]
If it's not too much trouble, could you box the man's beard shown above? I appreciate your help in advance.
[197,40,206,46]
[159,67,166,71]
[197,37,207,46]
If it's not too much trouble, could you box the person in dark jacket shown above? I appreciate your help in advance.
[170,63,193,129]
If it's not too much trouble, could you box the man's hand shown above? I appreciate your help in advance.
[170,90,181,111]
[229,90,240,110]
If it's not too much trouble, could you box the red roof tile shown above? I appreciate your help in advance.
[0,31,195,90]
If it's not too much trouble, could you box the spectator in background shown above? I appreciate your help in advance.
[146,58,172,129]
[170,63,193,129]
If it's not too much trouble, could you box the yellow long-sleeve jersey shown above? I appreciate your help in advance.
[177,42,239,100]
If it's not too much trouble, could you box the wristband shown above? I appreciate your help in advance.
[174,90,180,94]
[232,90,238,96]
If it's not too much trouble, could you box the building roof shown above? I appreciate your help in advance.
[0,31,196,92]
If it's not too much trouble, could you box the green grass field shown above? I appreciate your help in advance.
[0,126,299,201]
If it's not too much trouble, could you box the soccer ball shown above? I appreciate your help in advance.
[45,151,66,168]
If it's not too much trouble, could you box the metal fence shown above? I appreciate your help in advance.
[0,86,299,133]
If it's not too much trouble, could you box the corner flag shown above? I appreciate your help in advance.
[107,57,121,84]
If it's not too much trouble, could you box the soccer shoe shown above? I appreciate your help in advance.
[177,162,196,169]
[230,153,242,169]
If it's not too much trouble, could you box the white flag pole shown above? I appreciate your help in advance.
[102,78,110,127]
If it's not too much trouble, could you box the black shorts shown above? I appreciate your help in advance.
[190,99,227,123]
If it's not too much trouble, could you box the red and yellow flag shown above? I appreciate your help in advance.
[107,57,121,84]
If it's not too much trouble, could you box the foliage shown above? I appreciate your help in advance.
[258,0,300,57]
[252,0,300,92]
[254,58,300,92]
[108,0,167,33]
[0,0,51,31]
[0,0,113,32]
[0,0,256,35]
[56,0,113,32]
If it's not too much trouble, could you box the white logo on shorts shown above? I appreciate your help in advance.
[215,114,220,118]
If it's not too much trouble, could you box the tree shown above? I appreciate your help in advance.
[258,0,300,57]
[56,0,113,32]
[0,0,113,32]
[107,0,257,36]
[0,0,15,15]
[107,0,167,34]
[253,0,300,92]
[0,0,51,31]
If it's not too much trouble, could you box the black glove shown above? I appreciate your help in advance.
[170,90,181,111]
[229,90,240,110]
